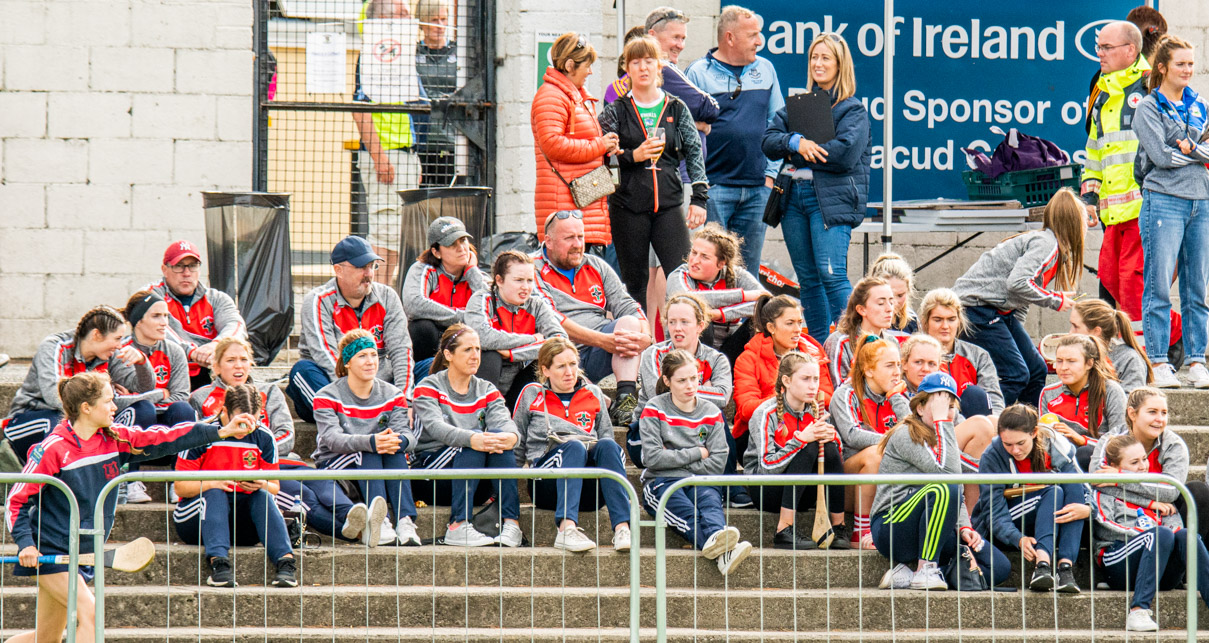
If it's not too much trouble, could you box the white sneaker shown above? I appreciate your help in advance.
[612,525,632,552]
[1190,363,1209,389]
[376,517,397,546]
[716,541,753,576]
[909,562,948,590]
[365,497,390,547]
[444,522,496,547]
[1153,363,1181,389]
[554,525,596,552]
[1125,608,1158,632]
[879,563,914,589]
[396,516,421,546]
[125,481,152,504]
[497,522,524,547]
[168,486,180,504]
[701,526,741,560]
[342,502,368,540]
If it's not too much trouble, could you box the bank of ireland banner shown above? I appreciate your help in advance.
[747,1,1142,204]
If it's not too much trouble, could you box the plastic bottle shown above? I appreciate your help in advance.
[1135,508,1156,531]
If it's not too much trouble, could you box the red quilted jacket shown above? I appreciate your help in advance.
[531,67,611,245]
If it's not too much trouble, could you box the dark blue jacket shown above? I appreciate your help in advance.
[971,433,1087,548]
[761,95,871,228]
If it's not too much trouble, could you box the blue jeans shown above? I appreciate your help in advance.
[706,184,771,273]
[962,306,1047,406]
[780,180,853,343]
[1139,189,1209,363]
[531,440,632,530]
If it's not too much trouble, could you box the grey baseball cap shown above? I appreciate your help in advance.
[427,216,473,247]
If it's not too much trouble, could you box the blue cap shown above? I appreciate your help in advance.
[918,372,958,397]
[330,236,382,268]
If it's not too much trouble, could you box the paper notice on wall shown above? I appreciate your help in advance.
[359,19,421,103]
[306,32,346,94]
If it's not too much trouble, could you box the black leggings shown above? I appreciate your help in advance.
[718,322,754,367]
[608,201,691,306]
[410,318,449,363]
[747,441,845,513]
[1178,480,1209,544]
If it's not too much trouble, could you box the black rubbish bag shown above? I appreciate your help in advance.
[477,231,539,271]
[203,192,294,366]
[392,187,492,293]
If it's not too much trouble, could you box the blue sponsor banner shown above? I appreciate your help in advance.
[747,2,1141,203]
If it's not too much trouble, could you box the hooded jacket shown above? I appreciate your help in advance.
[733,332,832,439]
[531,67,612,245]
[597,92,708,213]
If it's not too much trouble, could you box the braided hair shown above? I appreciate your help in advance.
[74,305,126,347]
[773,351,818,444]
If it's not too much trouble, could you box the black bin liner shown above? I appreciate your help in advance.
[477,232,539,271]
[392,187,492,293]
[203,192,294,366]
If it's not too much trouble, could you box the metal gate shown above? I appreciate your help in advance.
[252,0,495,290]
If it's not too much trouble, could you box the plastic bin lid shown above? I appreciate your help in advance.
[202,192,291,208]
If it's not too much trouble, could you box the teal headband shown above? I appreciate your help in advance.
[341,336,377,365]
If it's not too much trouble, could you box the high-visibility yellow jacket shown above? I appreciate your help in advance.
[1083,56,1150,226]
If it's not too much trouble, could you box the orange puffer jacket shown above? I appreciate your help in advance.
[733,332,834,439]
[531,68,611,245]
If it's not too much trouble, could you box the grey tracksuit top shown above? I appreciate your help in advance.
[953,229,1070,314]
[1108,340,1148,394]
[8,331,152,417]
[400,261,487,326]
[189,378,295,458]
[310,376,413,464]
[947,340,1006,415]
[829,382,911,459]
[1090,428,1190,546]
[1133,91,1209,201]
[664,265,766,348]
[464,289,566,363]
[511,379,614,466]
[742,396,827,475]
[634,340,732,423]
[532,250,646,337]
[411,369,518,454]
[298,279,414,392]
[870,419,971,529]
[1037,379,1128,448]
[108,337,191,409]
[638,393,728,480]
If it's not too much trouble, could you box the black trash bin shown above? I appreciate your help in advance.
[203,192,294,366]
[392,187,492,293]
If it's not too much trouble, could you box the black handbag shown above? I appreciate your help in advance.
[762,171,793,228]
[945,543,990,591]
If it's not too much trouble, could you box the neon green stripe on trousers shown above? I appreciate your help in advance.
[888,483,951,561]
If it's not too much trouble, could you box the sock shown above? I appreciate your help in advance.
[853,514,870,539]
[617,381,637,397]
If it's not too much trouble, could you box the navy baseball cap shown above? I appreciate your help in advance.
[330,236,382,268]
[918,372,958,397]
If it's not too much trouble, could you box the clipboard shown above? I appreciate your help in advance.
[787,90,836,144]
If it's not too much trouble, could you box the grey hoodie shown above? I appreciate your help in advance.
[953,229,1069,314]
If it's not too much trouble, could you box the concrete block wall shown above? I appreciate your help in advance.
[0,0,253,358]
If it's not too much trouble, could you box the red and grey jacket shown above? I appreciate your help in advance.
[823,329,909,386]
[743,396,828,474]
[665,264,767,348]
[108,338,191,411]
[1038,380,1128,446]
[829,381,910,456]
[147,281,247,377]
[464,289,566,363]
[511,379,613,465]
[953,229,1069,314]
[532,250,645,336]
[942,340,1005,415]
[634,340,731,422]
[298,278,414,391]
[6,419,222,556]
[6,331,125,419]
[1091,427,1190,549]
[189,379,295,457]
[400,261,486,326]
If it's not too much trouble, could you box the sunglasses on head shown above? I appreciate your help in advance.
[730,77,742,100]
[544,209,584,232]
[648,9,687,29]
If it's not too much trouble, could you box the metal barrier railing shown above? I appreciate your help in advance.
[0,473,82,643]
[86,467,643,642]
[651,472,1201,643]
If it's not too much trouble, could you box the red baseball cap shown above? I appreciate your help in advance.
[163,240,202,266]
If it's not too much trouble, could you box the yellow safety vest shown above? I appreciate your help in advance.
[1084,56,1150,226]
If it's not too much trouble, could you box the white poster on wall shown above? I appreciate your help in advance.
[305,32,346,94]
[359,19,421,103]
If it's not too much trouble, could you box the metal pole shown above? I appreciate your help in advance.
[617,0,626,58]
[881,0,894,253]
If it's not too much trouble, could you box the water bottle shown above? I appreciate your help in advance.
[1135,508,1156,531]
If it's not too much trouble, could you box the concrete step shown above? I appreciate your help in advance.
[1,585,1206,631]
[29,627,1209,642]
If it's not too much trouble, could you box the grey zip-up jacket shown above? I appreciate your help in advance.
[870,419,971,529]
[1108,340,1148,394]
[634,340,732,423]
[511,379,614,465]
[298,279,414,392]
[7,332,152,417]
[1038,379,1128,447]
[311,376,413,464]
[1133,91,1209,201]
[411,369,518,453]
[1091,428,1190,546]
[823,328,907,385]
[400,261,487,326]
[464,289,566,363]
[664,265,766,348]
[947,340,1006,415]
[533,250,646,336]
[742,396,827,474]
[953,229,1070,314]
[146,280,247,361]
[189,378,295,458]
[829,381,911,459]
[109,338,191,409]
[638,393,728,480]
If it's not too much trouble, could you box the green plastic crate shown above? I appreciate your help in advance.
[962,163,1083,207]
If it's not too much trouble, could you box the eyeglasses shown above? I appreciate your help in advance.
[730,77,742,100]
[168,262,201,274]
[1095,42,1132,54]
[647,9,687,30]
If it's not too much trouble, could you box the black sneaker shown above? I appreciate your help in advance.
[207,557,236,588]
[1029,561,1054,591]
[727,489,755,509]
[1055,561,1080,594]
[610,393,638,426]
[272,557,298,588]
[773,525,817,550]
[829,523,852,550]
